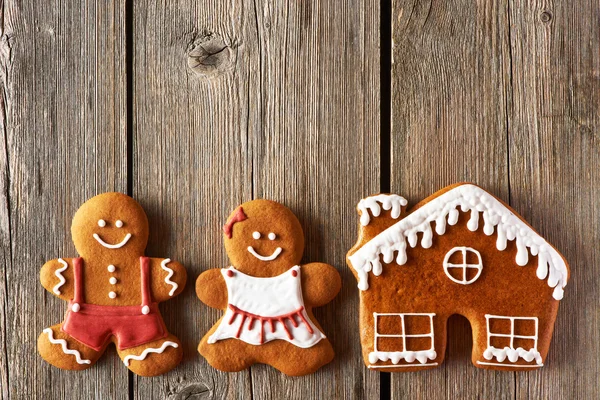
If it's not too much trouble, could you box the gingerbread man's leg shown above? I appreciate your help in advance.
[259,339,335,376]
[117,334,182,377]
[37,324,102,370]
[198,336,256,373]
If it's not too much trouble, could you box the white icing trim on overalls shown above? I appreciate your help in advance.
[160,258,178,296]
[52,258,69,295]
[93,233,132,249]
[122,341,178,366]
[357,194,408,226]
[349,184,568,300]
[43,328,91,365]
[481,314,543,365]
[368,313,437,367]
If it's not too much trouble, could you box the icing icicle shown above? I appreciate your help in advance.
[43,328,91,365]
[123,341,179,366]
[483,346,543,365]
[369,350,437,365]
[161,258,178,296]
[348,184,569,300]
[357,194,408,226]
[53,258,69,295]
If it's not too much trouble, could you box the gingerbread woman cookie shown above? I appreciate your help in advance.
[347,183,569,371]
[38,193,187,376]
[196,200,341,376]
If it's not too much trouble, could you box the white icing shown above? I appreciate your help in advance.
[483,346,542,365]
[247,246,282,261]
[357,194,408,226]
[98,219,106,227]
[109,277,117,285]
[348,184,568,300]
[71,303,80,312]
[107,264,116,272]
[252,231,261,239]
[116,220,124,228]
[483,314,542,365]
[268,232,276,240]
[52,258,68,295]
[108,291,117,299]
[141,305,150,315]
[369,312,437,367]
[43,328,91,364]
[122,341,178,366]
[442,247,483,285]
[93,233,132,249]
[160,259,178,296]
[208,266,324,348]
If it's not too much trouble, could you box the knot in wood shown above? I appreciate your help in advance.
[187,34,234,78]
[174,382,211,399]
[540,11,553,23]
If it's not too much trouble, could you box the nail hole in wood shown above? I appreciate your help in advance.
[187,33,235,78]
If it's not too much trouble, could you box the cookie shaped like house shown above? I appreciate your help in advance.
[346,183,569,371]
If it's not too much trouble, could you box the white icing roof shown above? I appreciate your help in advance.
[348,184,569,300]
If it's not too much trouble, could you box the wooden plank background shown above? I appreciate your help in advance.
[0,0,598,399]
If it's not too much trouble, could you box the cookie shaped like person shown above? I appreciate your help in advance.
[38,193,187,376]
[196,200,341,376]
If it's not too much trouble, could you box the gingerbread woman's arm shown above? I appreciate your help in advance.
[301,262,342,308]
[40,258,76,301]
[148,258,187,302]
[196,269,228,309]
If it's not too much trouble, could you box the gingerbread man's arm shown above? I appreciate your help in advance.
[40,258,76,301]
[301,262,341,308]
[148,258,187,302]
[196,269,228,309]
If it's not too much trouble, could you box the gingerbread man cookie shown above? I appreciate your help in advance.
[196,200,341,376]
[347,183,569,371]
[38,193,187,376]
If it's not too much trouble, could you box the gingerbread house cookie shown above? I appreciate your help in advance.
[346,183,569,371]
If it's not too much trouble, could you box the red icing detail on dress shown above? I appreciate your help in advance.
[223,207,247,238]
[291,270,298,277]
[226,304,313,344]
[61,257,168,351]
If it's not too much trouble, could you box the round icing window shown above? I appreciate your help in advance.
[443,247,483,285]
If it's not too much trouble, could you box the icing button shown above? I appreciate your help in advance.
[109,291,117,299]
[291,270,298,277]
[141,305,150,315]
[226,270,234,277]
[71,303,80,312]
[109,277,117,285]
[107,265,116,272]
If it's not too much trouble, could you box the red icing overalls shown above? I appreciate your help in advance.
[61,257,168,351]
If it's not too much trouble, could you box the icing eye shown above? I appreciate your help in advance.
[268,232,276,240]
[252,231,261,239]
[115,220,124,228]
[98,219,106,227]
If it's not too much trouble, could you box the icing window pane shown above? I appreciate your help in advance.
[443,247,483,285]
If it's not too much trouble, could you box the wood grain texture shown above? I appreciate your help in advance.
[508,0,600,398]
[0,0,128,398]
[131,0,380,398]
[390,0,599,399]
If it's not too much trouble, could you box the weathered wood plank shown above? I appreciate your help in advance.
[507,0,600,398]
[0,0,128,398]
[390,0,514,398]
[131,0,380,398]
[247,0,380,398]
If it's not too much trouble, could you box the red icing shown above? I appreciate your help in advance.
[223,207,247,238]
[291,270,298,277]
[227,304,314,344]
[61,257,167,351]
[226,270,234,277]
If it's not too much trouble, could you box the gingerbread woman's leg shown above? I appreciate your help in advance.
[117,334,182,377]
[37,324,102,370]
[260,339,335,376]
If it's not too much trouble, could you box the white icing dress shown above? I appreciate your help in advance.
[208,265,325,348]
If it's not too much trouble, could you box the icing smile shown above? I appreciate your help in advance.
[247,246,282,261]
[93,233,132,249]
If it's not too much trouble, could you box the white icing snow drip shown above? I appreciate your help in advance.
[357,194,408,226]
[369,350,437,365]
[483,346,543,365]
[348,184,568,300]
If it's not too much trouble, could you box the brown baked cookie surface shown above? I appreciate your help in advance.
[346,183,569,372]
[38,193,187,376]
[196,200,341,376]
